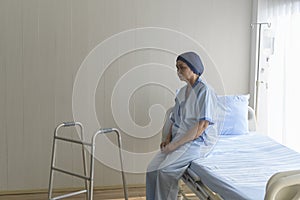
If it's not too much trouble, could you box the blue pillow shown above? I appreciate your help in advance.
[217,94,249,135]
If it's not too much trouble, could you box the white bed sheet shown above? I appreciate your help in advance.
[189,132,300,200]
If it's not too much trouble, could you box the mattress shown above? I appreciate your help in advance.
[189,132,300,200]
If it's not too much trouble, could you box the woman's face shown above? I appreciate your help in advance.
[176,60,194,82]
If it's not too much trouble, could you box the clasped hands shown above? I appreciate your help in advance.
[160,140,177,154]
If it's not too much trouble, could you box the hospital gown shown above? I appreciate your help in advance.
[146,77,218,200]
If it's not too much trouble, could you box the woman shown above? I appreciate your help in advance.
[146,52,218,200]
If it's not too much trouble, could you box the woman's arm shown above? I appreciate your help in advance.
[160,122,173,149]
[162,120,209,153]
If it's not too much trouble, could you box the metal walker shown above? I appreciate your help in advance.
[48,122,128,200]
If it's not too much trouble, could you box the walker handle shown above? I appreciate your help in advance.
[63,122,76,127]
[98,128,114,134]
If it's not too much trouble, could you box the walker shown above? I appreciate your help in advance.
[48,122,128,200]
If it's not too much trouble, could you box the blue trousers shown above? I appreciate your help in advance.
[146,141,202,200]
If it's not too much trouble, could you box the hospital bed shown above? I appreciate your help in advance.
[162,95,300,200]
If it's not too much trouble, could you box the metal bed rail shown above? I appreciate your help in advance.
[48,122,128,200]
[180,169,223,200]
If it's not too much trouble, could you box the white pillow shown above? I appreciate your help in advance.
[217,94,250,135]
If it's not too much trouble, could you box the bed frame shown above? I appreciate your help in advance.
[180,168,223,200]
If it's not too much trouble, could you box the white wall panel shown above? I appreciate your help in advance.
[0,0,8,191]
[22,0,43,189]
[52,0,75,189]
[68,0,92,188]
[5,0,25,189]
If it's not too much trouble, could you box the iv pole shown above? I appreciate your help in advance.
[251,22,271,117]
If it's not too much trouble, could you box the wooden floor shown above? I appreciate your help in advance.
[0,185,198,200]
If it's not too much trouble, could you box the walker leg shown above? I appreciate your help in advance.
[92,128,129,200]
[80,126,89,200]
[89,145,95,200]
[116,132,129,200]
[48,139,55,199]
[48,125,62,200]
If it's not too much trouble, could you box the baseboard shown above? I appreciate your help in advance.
[0,184,146,196]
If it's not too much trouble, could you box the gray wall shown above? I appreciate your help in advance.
[0,0,252,192]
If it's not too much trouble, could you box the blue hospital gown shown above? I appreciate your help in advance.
[146,77,219,200]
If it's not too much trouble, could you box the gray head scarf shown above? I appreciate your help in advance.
[176,52,204,76]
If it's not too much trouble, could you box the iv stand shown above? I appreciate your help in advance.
[251,22,271,117]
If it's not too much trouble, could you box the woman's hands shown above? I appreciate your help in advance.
[161,120,209,154]
[160,132,179,153]
[160,131,173,152]
[160,141,169,150]
[160,132,171,150]
[161,141,178,153]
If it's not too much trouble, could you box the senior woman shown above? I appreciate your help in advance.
[146,52,219,200]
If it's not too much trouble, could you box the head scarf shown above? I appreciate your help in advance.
[176,52,204,76]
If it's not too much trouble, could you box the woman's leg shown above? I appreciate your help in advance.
[146,152,167,200]
[147,142,201,200]
[155,163,187,200]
